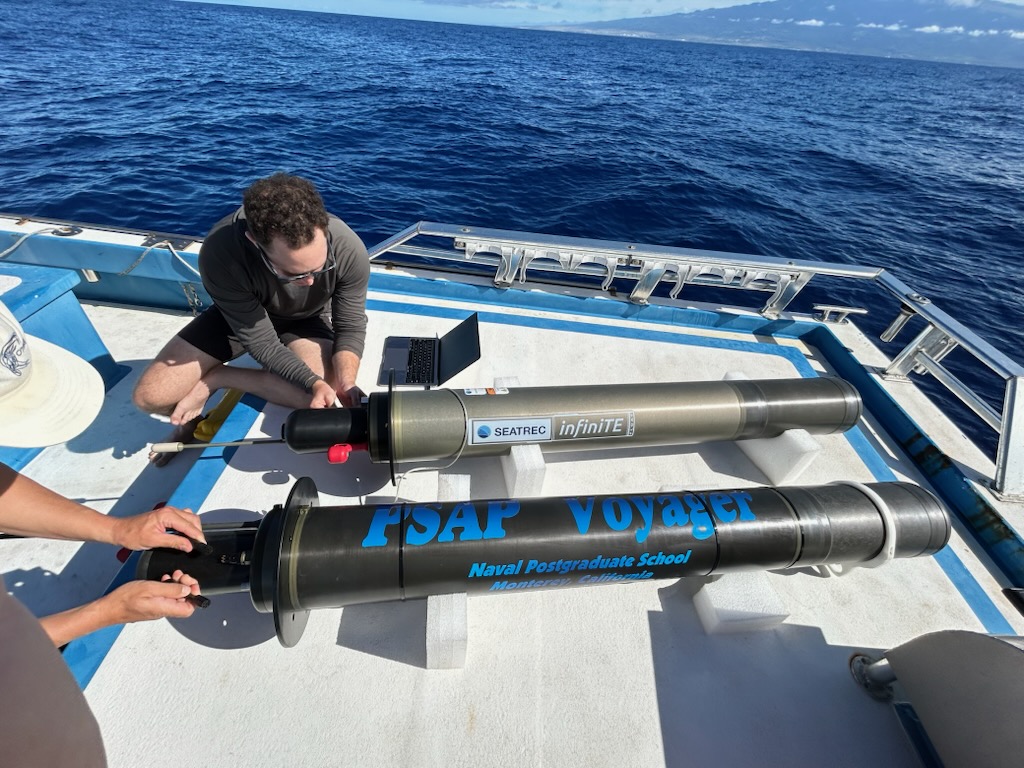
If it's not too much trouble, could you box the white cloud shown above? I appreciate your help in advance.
[912,24,1007,35]
[796,19,824,26]
[858,22,903,31]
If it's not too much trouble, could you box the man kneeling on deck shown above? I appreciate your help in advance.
[133,173,370,463]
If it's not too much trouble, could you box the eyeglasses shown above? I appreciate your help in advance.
[257,242,335,283]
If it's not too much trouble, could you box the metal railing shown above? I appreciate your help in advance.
[370,222,1024,498]
[2,214,1020,496]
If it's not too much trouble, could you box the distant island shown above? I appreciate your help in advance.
[538,0,1024,69]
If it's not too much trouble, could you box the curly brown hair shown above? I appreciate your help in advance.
[243,173,329,248]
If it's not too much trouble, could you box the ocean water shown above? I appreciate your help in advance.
[1,0,1022,453]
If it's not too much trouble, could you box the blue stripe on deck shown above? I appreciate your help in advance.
[65,395,265,689]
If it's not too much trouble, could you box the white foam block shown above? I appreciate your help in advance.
[737,428,821,484]
[425,592,468,669]
[437,472,471,502]
[426,473,471,669]
[724,371,822,484]
[500,445,546,497]
[692,572,790,634]
[493,376,547,497]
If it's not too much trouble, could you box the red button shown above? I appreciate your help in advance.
[327,444,351,464]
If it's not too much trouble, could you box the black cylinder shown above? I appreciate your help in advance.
[253,478,949,645]
[284,408,368,453]
[136,522,259,595]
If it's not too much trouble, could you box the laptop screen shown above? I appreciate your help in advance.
[438,313,481,385]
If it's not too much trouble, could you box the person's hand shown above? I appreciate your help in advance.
[100,570,201,624]
[337,384,365,408]
[109,506,205,552]
[309,379,338,409]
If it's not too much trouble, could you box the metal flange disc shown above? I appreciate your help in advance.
[387,370,397,486]
[272,476,319,647]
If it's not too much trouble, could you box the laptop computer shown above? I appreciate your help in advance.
[376,313,481,387]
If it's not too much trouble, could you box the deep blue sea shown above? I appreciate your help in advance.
[1,0,1022,454]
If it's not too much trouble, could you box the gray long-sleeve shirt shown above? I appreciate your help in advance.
[198,207,370,392]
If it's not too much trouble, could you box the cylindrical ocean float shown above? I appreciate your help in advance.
[223,476,945,646]
[283,376,862,466]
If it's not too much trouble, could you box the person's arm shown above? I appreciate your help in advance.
[0,463,205,551]
[327,221,370,405]
[40,571,201,647]
[330,350,364,407]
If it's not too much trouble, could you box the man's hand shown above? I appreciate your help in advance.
[337,384,365,408]
[101,570,201,623]
[41,570,203,645]
[309,379,340,408]
[328,350,362,407]
[109,506,205,552]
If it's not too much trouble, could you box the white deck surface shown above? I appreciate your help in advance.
[6,282,1024,768]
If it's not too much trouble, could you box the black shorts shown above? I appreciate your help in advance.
[177,306,334,362]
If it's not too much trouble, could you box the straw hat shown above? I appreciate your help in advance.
[0,300,104,448]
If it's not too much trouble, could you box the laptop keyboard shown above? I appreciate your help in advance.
[406,338,436,384]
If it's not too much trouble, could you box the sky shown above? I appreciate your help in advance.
[195,0,1024,28]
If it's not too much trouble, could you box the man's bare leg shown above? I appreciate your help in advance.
[133,336,223,420]
[169,336,333,419]
[133,336,224,465]
[136,336,333,415]
[135,335,334,464]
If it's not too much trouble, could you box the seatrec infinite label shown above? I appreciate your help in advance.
[469,411,636,445]
[470,417,552,444]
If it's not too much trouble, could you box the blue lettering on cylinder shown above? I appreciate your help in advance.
[709,493,737,523]
[483,500,520,539]
[683,494,714,541]
[361,505,403,548]
[733,492,756,521]
[602,497,633,532]
[437,502,484,543]
[629,495,656,544]
[406,504,442,546]
[567,497,595,534]
[658,495,689,527]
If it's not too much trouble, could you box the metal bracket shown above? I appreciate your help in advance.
[629,262,672,304]
[849,653,896,702]
[813,304,869,324]
[884,325,956,379]
[141,235,193,250]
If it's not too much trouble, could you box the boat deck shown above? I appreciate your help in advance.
[5,269,1023,767]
